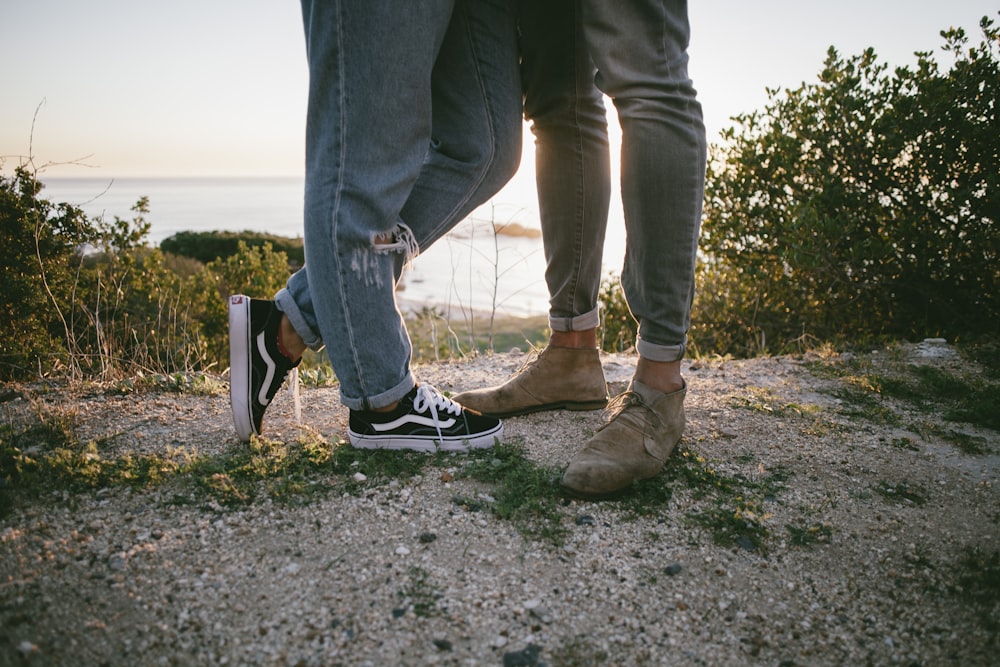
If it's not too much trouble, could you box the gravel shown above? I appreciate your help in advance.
[1,343,998,666]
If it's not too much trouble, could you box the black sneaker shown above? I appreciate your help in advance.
[229,295,300,441]
[348,384,502,452]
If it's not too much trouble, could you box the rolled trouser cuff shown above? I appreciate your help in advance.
[549,306,600,333]
[636,335,686,363]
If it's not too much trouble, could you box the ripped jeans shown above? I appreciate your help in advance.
[275,0,522,410]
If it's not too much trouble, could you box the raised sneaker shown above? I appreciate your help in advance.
[349,384,502,452]
[229,295,300,442]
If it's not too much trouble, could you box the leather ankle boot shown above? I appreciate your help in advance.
[453,346,607,417]
[560,379,685,498]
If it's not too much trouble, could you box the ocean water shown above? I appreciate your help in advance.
[40,176,561,317]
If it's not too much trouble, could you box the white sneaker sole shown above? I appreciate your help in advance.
[347,424,502,453]
[228,295,255,441]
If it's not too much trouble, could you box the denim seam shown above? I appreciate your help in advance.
[423,2,497,246]
[329,1,372,409]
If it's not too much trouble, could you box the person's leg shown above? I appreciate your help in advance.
[275,0,522,360]
[585,0,705,381]
[561,0,706,498]
[398,0,523,251]
[232,0,520,445]
[454,0,611,417]
[296,0,456,413]
[521,0,611,331]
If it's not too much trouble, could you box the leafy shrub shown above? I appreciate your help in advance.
[161,230,304,268]
[190,241,294,367]
[1,167,101,379]
[0,167,295,378]
[597,272,637,353]
[697,17,999,355]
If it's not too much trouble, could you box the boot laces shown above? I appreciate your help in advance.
[512,348,543,376]
[599,390,663,433]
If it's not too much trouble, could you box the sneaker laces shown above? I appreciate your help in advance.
[412,384,462,446]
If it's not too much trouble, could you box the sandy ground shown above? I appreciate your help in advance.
[1,342,998,666]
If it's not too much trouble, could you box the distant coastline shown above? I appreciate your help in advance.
[39,176,554,317]
[38,176,626,318]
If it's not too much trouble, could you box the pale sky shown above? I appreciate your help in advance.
[1,1,996,179]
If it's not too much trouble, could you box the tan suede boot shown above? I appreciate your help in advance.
[560,379,685,499]
[453,346,608,417]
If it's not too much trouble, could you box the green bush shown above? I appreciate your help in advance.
[0,168,295,379]
[597,272,637,353]
[697,16,999,355]
[1,167,100,379]
[160,230,304,268]
[191,241,295,367]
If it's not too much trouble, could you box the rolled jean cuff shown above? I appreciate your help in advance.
[549,306,600,333]
[636,335,687,363]
[274,287,324,351]
[340,372,415,412]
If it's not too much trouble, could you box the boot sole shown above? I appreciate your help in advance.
[477,399,608,419]
[559,483,632,501]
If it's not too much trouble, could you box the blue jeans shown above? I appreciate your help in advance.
[276,0,521,410]
[520,0,706,361]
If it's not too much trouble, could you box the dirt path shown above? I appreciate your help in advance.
[2,342,998,665]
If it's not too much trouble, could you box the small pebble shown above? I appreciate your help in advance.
[503,644,542,667]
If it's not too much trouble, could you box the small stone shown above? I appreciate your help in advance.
[418,533,437,544]
[529,605,554,624]
[352,472,367,483]
[395,546,411,556]
[432,638,453,651]
[575,515,596,526]
[664,563,683,576]
[503,643,542,667]
[17,641,38,657]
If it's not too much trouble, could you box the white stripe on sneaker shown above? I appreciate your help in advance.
[256,330,278,407]
[369,414,458,433]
